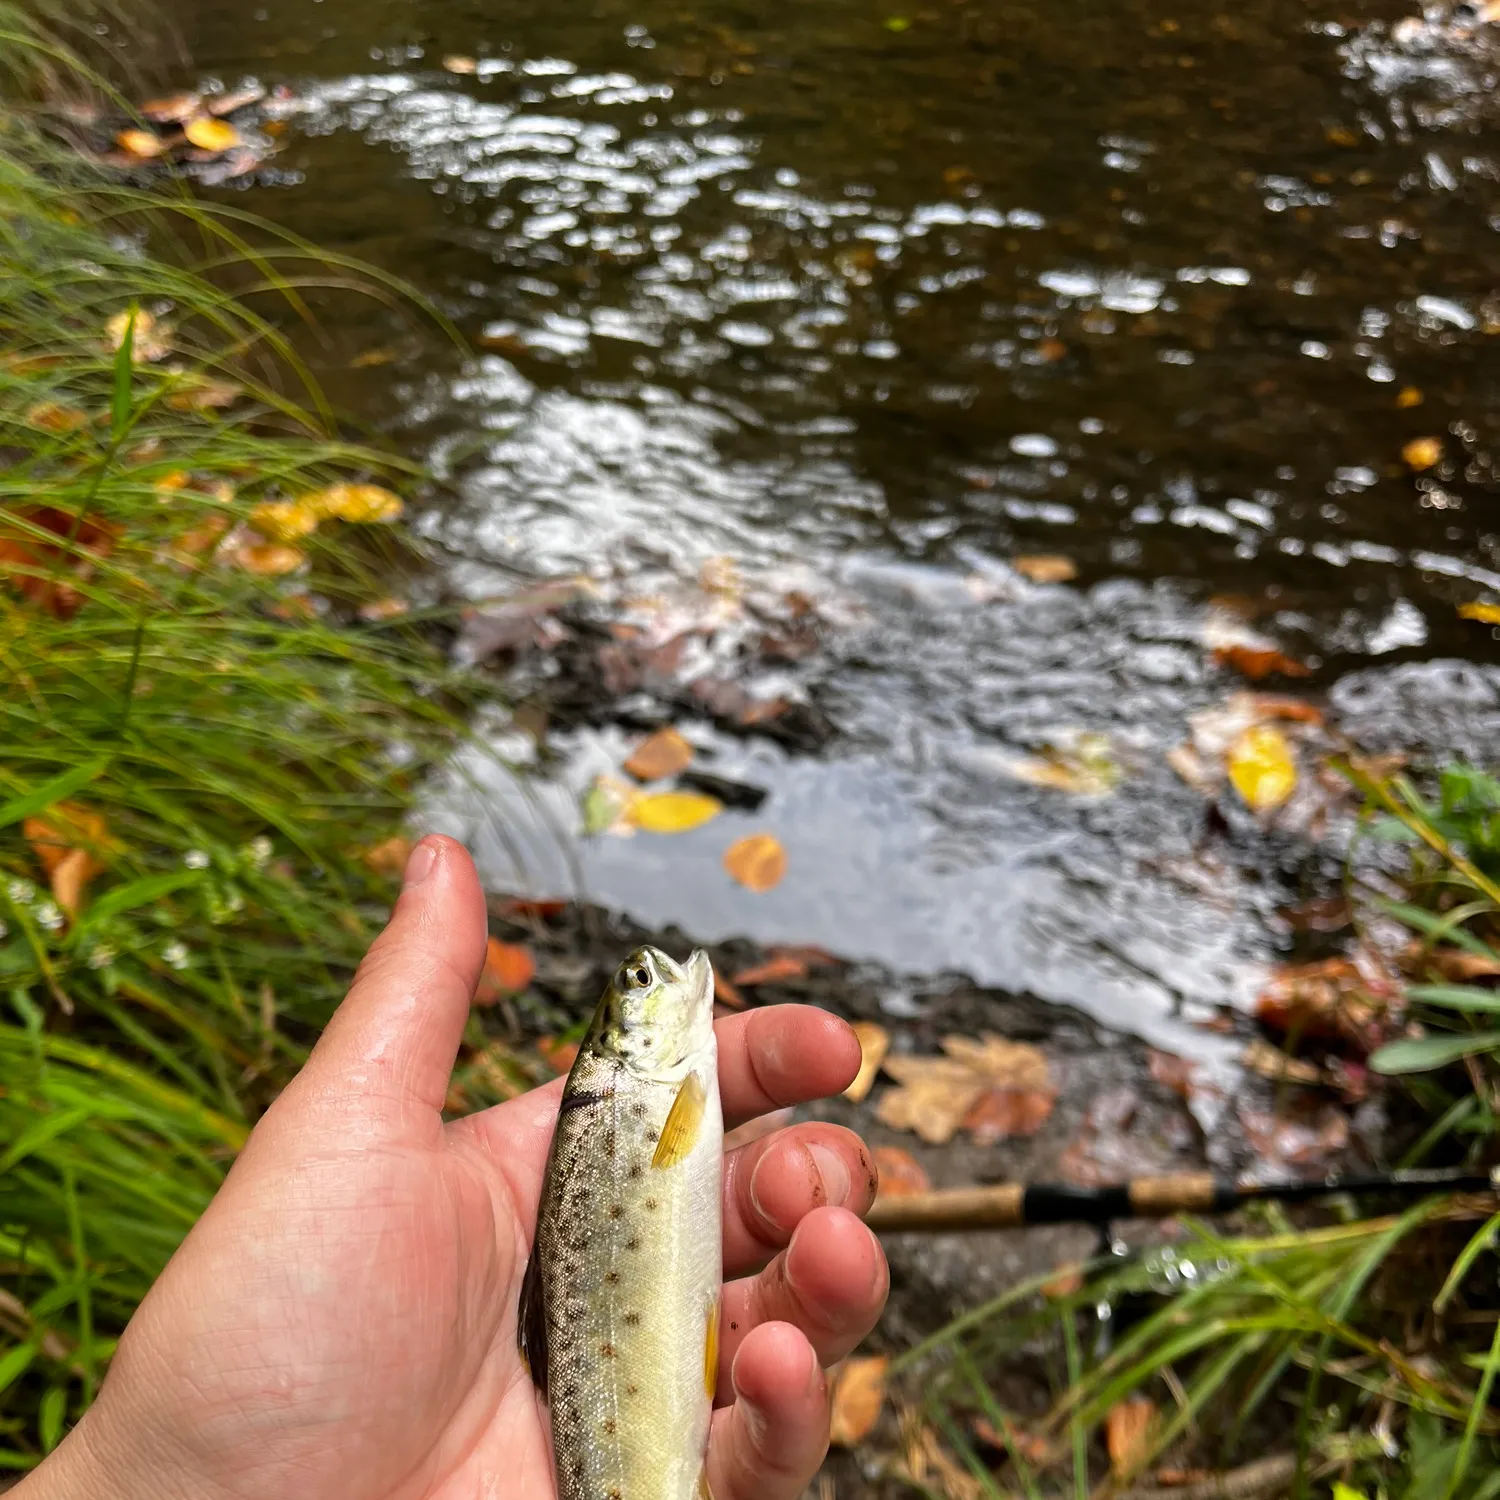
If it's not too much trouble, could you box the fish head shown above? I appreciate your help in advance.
[594,945,714,1075]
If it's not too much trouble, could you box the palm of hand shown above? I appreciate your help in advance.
[55,841,886,1500]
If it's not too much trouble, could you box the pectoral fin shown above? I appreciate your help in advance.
[704,1292,721,1400]
[652,1072,706,1169]
[517,1248,549,1398]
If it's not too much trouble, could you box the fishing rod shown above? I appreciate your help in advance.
[865,1165,1500,1234]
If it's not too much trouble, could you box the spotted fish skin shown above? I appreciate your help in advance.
[522,946,722,1500]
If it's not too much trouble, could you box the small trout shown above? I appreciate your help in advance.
[521,945,723,1500]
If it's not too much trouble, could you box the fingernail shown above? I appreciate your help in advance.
[809,1144,851,1208]
[403,838,438,889]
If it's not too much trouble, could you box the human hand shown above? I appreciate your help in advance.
[21,836,888,1500]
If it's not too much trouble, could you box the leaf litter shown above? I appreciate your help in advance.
[876,1034,1054,1145]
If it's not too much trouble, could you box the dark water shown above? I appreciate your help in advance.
[171,0,1500,1061]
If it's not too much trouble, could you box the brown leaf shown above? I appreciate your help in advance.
[872,1145,931,1198]
[845,1020,891,1102]
[1147,1049,1198,1100]
[723,832,787,893]
[1013,553,1077,584]
[358,596,410,622]
[492,896,568,920]
[24,804,112,917]
[361,835,412,878]
[828,1356,889,1446]
[877,1035,1051,1145]
[1240,1038,1324,1086]
[1238,1100,1349,1171]
[141,92,202,123]
[1426,947,1500,981]
[167,377,242,412]
[237,542,307,577]
[1,505,116,618]
[473,937,536,1004]
[1254,957,1388,1054]
[115,127,170,159]
[1040,1263,1085,1298]
[1212,644,1310,681]
[733,953,808,987]
[961,1086,1055,1142]
[711,966,746,1011]
[538,1037,580,1074]
[1106,1396,1157,1479]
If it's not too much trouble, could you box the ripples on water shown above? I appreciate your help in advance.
[182,0,1500,1051]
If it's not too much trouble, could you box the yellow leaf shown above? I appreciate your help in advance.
[152,469,191,499]
[250,499,321,542]
[105,308,172,362]
[829,1356,889,1446]
[184,116,242,152]
[238,542,307,577]
[1401,436,1443,471]
[624,726,695,782]
[443,54,478,73]
[167,378,241,412]
[723,832,786,892]
[844,1020,890,1102]
[877,1035,1053,1144]
[25,403,88,434]
[1226,723,1297,811]
[1013,553,1077,584]
[1396,386,1423,408]
[1459,602,1500,625]
[304,483,403,524]
[115,128,169,159]
[627,790,722,834]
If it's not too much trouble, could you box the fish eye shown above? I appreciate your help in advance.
[627,963,650,989]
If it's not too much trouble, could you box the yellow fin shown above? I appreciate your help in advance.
[704,1292,720,1399]
[652,1072,706,1169]
[698,1464,715,1500]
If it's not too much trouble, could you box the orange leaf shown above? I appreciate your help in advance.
[237,543,307,577]
[141,92,202,123]
[1401,436,1443,471]
[723,832,787,893]
[360,835,412,878]
[115,128,169,159]
[1040,1263,1085,1298]
[1105,1397,1157,1478]
[538,1036,580,1074]
[828,1356,889,1447]
[24,804,112,917]
[1212,644,1310,680]
[712,966,746,1011]
[492,896,568,920]
[167,377,241,412]
[474,937,536,1004]
[732,953,807,987]
[845,1020,891,1102]
[961,1087,1055,1142]
[872,1145,930,1198]
[624,725,695,782]
[1013,554,1077,584]
[250,499,321,542]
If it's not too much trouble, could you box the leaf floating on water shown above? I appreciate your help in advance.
[872,1145,931,1198]
[141,92,202,123]
[1013,553,1077,584]
[1397,386,1423,408]
[723,832,787,893]
[828,1356,889,1446]
[237,542,307,577]
[306,483,404,524]
[627,789,722,834]
[845,1020,891,1102]
[1226,723,1297,811]
[442,54,479,73]
[624,725,695,782]
[115,128,169,159]
[983,732,1122,798]
[1401,436,1443,471]
[1459,602,1500,625]
[581,774,635,836]
[1212,643,1310,680]
[1105,1397,1157,1479]
[184,117,242,153]
[474,937,536,1004]
[877,1034,1053,1145]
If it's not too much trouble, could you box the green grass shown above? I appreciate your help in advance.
[0,23,478,1468]
[902,763,1500,1499]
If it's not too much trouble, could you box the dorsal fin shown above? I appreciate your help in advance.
[517,1246,549,1398]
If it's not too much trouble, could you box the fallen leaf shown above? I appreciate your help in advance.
[1425,947,1500,981]
[1254,956,1390,1053]
[171,514,231,560]
[250,499,321,542]
[538,1036,580,1074]
[106,308,172,363]
[167,377,241,411]
[732,953,807,987]
[845,1020,891,1102]
[1397,386,1423,408]
[474,937,536,1004]
[1147,1049,1199,1100]
[624,725,695,782]
[877,1035,1052,1145]
[712,966,746,1010]
[723,832,787,893]
[983,732,1122,798]
[1106,1397,1157,1479]
[1212,643,1310,680]
[26,402,88,434]
[237,542,307,577]
[141,92,202,123]
[1037,337,1069,362]
[1013,553,1077,584]
[828,1356,889,1446]
[115,128,169,159]
[350,345,399,369]
[872,1145,931,1198]
[492,896,569,920]
[1239,1100,1349,1170]
[183,116,242,153]
[1226,723,1297,811]
[1459,602,1500,626]
[897,1419,983,1500]
[207,85,267,116]
[358,596,410,622]
[306,483,404,524]
[442,54,478,73]
[269,592,318,621]
[361,835,412,877]
[1040,1263,1085,1298]
[24,804,112,917]
[627,790,722,835]
[699,555,742,598]
[581,774,636,836]
[1401,436,1443,471]
[962,1086,1055,1142]
[1241,1038,1325,1086]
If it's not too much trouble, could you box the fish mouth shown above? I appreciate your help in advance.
[684,948,713,1013]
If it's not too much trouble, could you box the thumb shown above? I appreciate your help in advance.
[277,835,488,1134]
